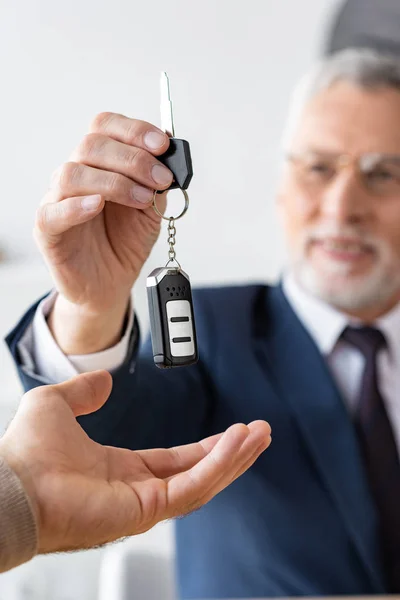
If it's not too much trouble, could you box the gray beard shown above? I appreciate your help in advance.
[293,260,400,314]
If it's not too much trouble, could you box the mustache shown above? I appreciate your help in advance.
[301,225,384,251]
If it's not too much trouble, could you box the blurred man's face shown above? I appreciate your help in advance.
[278,81,400,317]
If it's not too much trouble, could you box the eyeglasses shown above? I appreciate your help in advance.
[287,150,400,196]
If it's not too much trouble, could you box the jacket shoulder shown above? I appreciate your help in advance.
[191,282,278,343]
[193,282,270,316]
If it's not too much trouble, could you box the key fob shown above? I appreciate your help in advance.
[159,138,193,190]
[146,266,198,368]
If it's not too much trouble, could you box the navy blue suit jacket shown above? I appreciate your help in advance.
[6,284,387,598]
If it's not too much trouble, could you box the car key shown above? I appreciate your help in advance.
[158,72,193,190]
[146,72,198,369]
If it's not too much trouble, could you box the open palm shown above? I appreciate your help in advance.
[0,371,271,555]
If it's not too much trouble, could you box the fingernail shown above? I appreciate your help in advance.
[131,185,153,204]
[152,164,173,186]
[144,131,167,150]
[81,194,102,211]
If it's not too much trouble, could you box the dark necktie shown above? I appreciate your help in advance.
[341,326,400,591]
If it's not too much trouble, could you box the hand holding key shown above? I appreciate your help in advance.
[35,73,193,357]
[34,79,191,355]
[34,113,173,355]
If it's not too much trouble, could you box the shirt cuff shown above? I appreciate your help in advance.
[17,290,135,384]
[0,457,38,573]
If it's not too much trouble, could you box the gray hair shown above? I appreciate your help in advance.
[282,47,400,150]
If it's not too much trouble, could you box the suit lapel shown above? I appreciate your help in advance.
[253,284,385,592]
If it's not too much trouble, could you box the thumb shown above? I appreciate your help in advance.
[55,370,113,416]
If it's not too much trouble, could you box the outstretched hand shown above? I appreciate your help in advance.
[0,371,271,554]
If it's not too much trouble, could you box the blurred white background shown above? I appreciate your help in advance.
[0,0,340,598]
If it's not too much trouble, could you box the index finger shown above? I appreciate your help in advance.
[89,112,170,157]
[166,421,271,516]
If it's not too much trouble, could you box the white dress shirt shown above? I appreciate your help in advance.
[283,273,400,456]
[17,290,134,384]
[17,277,400,454]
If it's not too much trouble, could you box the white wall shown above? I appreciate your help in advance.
[0,1,339,598]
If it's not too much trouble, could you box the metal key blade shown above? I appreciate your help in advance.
[160,71,175,138]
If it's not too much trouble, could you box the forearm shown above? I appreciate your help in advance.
[0,457,38,573]
[48,293,131,355]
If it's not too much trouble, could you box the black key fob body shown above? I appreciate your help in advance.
[158,138,193,190]
[146,267,198,368]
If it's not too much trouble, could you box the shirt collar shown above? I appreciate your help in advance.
[376,300,400,361]
[282,272,348,355]
[282,272,400,362]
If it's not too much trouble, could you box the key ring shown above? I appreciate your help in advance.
[152,188,189,221]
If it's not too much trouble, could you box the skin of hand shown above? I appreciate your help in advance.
[34,114,175,355]
[0,370,272,554]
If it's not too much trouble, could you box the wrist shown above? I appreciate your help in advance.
[48,293,132,355]
[0,442,40,534]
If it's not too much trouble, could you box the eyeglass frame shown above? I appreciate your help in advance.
[286,149,400,196]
